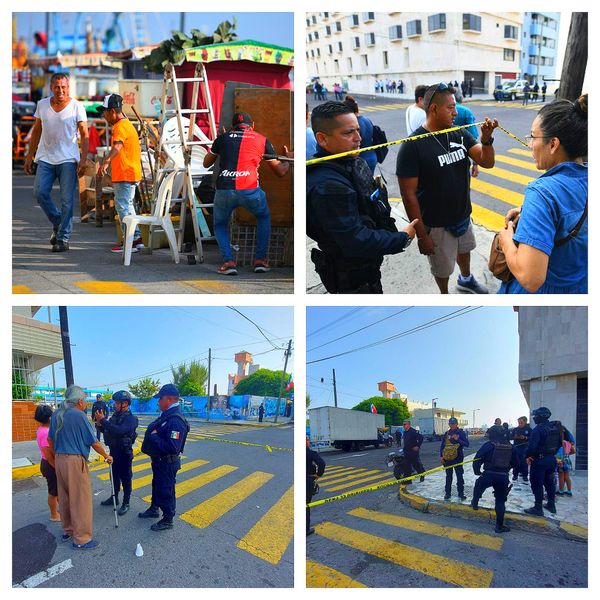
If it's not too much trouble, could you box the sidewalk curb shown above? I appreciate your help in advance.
[398,484,587,542]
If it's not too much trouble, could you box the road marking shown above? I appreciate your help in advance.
[349,507,504,551]
[471,203,506,232]
[318,468,367,482]
[237,485,294,564]
[74,281,143,294]
[142,464,238,502]
[306,560,367,588]
[180,280,240,294]
[471,178,524,207]
[89,453,147,472]
[328,453,367,461]
[320,469,385,487]
[97,459,154,480]
[15,559,73,588]
[508,148,533,158]
[485,166,534,186]
[12,285,33,294]
[180,471,273,528]
[319,465,347,472]
[325,471,395,492]
[315,522,494,588]
[130,459,209,490]
[495,154,539,173]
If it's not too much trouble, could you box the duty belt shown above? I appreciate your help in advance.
[152,454,180,463]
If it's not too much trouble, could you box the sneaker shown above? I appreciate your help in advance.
[72,539,100,550]
[51,241,69,253]
[456,274,488,294]
[556,490,564,496]
[117,503,130,516]
[50,227,59,246]
[217,260,238,276]
[111,244,139,254]
[253,259,271,273]
[132,237,145,250]
[565,490,573,497]
[61,533,72,543]
[150,518,174,531]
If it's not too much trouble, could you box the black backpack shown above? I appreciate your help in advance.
[372,124,389,164]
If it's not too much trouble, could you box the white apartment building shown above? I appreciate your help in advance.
[306,12,523,96]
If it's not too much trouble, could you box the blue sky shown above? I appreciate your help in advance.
[33,306,293,395]
[15,12,294,50]
[307,306,527,430]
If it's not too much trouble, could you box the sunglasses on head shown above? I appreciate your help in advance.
[424,82,451,111]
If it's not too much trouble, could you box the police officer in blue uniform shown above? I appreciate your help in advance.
[471,425,519,533]
[524,406,562,516]
[306,436,326,536]
[440,417,469,500]
[138,384,190,531]
[95,390,138,515]
[510,416,532,482]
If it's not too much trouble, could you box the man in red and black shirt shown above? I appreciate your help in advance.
[204,112,292,275]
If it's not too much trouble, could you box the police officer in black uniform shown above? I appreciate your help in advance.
[307,101,418,293]
[139,384,190,531]
[471,425,519,533]
[510,416,532,481]
[95,390,138,515]
[401,420,425,483]
[306,436,325,536]
[524,406,563,516]
[91,393,110,441]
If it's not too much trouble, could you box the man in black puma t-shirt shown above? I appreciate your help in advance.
[396,83,498,294]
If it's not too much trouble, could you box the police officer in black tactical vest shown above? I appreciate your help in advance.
[524,406,565,516]
[306,101,418,294]
[95,390,138,516]
[139,384,190,531]
[471,425,519,533]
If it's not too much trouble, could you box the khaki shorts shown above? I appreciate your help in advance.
[426,221,476,278]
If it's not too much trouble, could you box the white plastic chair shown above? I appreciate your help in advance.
[122,172,180,266]
[160,116,212,175]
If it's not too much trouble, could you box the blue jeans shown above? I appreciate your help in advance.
[33,160,78,242]
[113,182,140,238]
[213,188,270,262]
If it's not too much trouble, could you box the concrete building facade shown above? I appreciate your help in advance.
[516,306,587,470]
[306,12,523,96]
[519,12,560,86]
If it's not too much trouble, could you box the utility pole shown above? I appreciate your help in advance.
[47,307,58,408]
[535,19,543,87]
[332,368,338,408]
[179,12,186,33]
[206,348,211,422]
[58,306,74,388]
[557,13,587,101]
[274,340,292,423]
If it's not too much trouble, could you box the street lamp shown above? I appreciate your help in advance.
[431,397,438,437]
[472,408,480,430]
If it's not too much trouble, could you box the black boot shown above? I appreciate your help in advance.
[524,503,544,516]
[118,503,130,516]
[150,518,173,531]
[101,495,118,506]
[495,524,511,533]
[471,498,479,510]
[543,502,557,514]
[138,506,161,518]
[51,240,69,253]
[50,227,59,245]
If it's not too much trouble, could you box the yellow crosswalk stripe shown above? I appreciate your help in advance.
[74,281,143,294]
[179,280,240,294]
[12,285,33,294]
[471,203,506,232]
[485,166,533,186]
[495,154,539,173]
[315,522,493,588]
[320,469,385,487]
[318,468,367,482]
[180,471,273,528]
[306,560,367,588]
[237,485,294,564]
[470,178,524,207]
[130,458,209,490]
[324,471,395,493]
[320,465,347,472]
[97,459,154,480]
[339,478,397,496]
[90,454,147,472]
[142,464,238,502]
[349,507,503,551]
[508,148,534,158]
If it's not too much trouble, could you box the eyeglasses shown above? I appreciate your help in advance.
[423,82,450,111]
[524,135,550,143]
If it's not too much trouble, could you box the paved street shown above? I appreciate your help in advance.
[12,171,293,294]
[306,439,587,588]
[13,423,293,587]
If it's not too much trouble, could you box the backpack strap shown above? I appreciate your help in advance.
[555,199,587,248]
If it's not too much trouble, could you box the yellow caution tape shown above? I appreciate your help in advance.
[495,124,528,148]
[195,435,292,453]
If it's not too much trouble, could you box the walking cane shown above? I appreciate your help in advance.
[108,463,119,528]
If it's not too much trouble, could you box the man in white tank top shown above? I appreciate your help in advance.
[24,73,88,252]
[405,84,427,137]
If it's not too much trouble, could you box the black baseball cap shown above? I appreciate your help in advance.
[232,111,253,128]
[96,94,123,115]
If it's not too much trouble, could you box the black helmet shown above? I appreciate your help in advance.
[487,425,506,442]
[531,406,551,423]
[34,404,53,424]
[112,390,132,403]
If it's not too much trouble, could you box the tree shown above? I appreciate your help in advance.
[143,19,238,73]
[352,396,411,427]
[557,13,587,101]
[12,370,32,400]
[234,369,291,398]
[128,377,161,400]
[171,361,208,396]
[306,393,311,408]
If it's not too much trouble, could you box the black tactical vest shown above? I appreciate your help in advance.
[485,442,513,471]
[541,421,563,455]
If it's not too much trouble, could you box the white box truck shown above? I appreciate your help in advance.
[308,406,385,452]
[418,416,447,441]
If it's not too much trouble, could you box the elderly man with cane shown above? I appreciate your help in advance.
[46,385,113,549]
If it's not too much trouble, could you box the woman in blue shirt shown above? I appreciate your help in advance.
[343,95,378,174]
[498,94,587,294]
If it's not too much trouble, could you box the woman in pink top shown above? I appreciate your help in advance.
[35,405,60,521]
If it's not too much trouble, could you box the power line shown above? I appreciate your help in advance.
[306,307,364,339]
[227,307,284,350]
[307,307,482,365]
[307,307,413,352]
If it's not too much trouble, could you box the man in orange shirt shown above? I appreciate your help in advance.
[97,94,144,253]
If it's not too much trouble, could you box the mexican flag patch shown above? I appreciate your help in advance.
[170,431,181,440]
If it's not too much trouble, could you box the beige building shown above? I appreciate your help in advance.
[306,12,523,95]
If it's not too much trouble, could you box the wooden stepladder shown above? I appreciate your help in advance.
[153,62,217,263]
